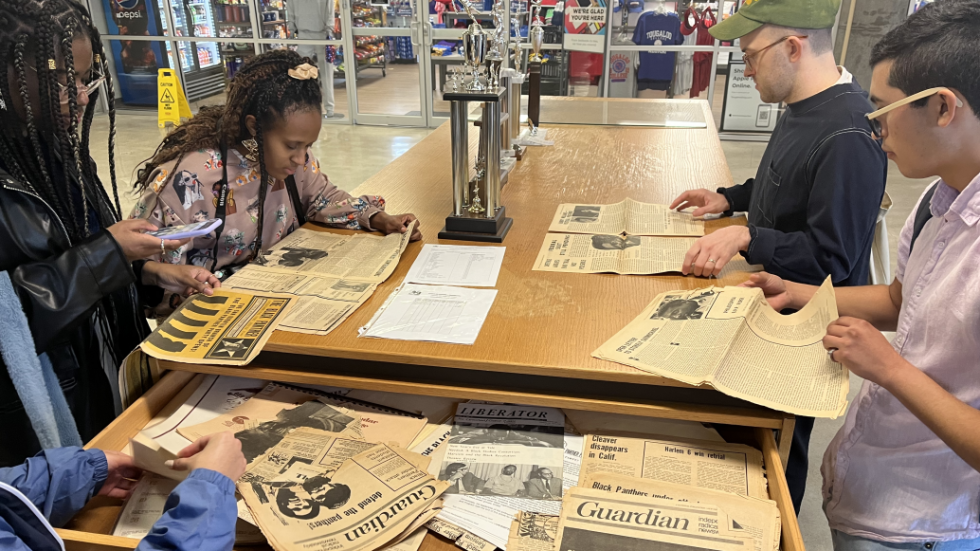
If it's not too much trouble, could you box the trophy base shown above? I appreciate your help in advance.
[439,207,513,243]
[513,144,526,161]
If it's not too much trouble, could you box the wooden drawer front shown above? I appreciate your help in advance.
[57,371,804,551]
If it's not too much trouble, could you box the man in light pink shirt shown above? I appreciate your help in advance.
[745,1,980,549]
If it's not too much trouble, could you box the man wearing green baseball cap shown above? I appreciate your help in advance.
[668,0,887,516]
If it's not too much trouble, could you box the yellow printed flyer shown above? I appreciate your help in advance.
[140,290,294,366]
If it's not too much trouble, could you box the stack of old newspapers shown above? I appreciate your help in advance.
[506,432,782,551]
[119,375,782,551]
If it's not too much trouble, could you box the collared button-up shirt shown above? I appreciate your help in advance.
[822,172,980,542]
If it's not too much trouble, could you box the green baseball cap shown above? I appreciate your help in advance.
[709,0,842,41]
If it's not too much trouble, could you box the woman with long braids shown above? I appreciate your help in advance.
[132,49,422,307]
[0,0,220,466]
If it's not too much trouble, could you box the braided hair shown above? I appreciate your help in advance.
[137,49,323,257]
[0,0,121,243]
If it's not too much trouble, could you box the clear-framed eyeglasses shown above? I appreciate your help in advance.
[866,87,964,140]
[28,62,106,105]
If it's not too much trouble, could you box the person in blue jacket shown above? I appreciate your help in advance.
[0,432,247,551]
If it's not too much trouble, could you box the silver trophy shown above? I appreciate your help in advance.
[461,0,489,91]
[485,0,506,89]
[529,0,544,62]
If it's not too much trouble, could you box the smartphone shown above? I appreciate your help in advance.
[146,219,223,240]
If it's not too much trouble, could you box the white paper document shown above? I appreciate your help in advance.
[404,245,506,287]
[361,284,497,345]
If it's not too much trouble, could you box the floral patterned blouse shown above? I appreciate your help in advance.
[130,148,385,274]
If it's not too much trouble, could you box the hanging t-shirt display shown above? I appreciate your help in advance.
[632,11,683,90]
[684,6,716,98]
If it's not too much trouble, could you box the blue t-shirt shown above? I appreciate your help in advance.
[632,12,682,81]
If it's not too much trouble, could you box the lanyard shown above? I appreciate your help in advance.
[209,142,231,275]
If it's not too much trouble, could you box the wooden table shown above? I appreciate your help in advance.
[162,98,793,455]
[140,98,801,551]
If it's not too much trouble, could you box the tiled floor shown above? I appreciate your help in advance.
[93,113,934,551]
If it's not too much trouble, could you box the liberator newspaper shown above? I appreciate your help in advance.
[594,278,849,418]
[548,199,704,236]
[139,289,294,366]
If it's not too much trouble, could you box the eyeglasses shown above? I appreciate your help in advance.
[742,35,808,71]
[27,63,106,105]
[866,87,965,140]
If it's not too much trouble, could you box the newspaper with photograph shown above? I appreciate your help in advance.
[580,434,768,499]
[580,472,780,551]
[239,443,449,551]
[548,199,704,236]
[507,512,559,551]
[225,266,378,336]
[178,383,363,463]
[441,404,566,501]
[555,487,755,551]
[593,278,849,418]
[532,233,759,276]
[139,290,295,366]
[240,427,376,485]
[316,394,429,449]
[252,223,416,283]
[414,414,583,548]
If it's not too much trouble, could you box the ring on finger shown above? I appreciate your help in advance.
[707,259,716,264]
[160,238,166,257]
[827,348,838,362]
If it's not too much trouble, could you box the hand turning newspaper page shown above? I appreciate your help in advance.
[593,278,849,418]
[555,487,756,551]
[532,233,759,277]
[581,472,780,551]
[548,199,704,236]
[239,443,449,551]
[224,266,377,336]
[580,434,768,499]
[139,290,295,366]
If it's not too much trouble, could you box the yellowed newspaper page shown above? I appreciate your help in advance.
[711,278,848,418]
[532,233,694,274]
[547,200,704,237]
[556,487,755,551]
[581,472,780,551]
[140,290,294,366]
[316,394,429,449]
[241,428,374,484]
[239,443,449,551]
[593,287,747,383]
[580,434,768,499]
[507,512,559,551]
[225,266,377,335]
[623,198,705,236]
[251,222,415,283]
[425,518,498,551]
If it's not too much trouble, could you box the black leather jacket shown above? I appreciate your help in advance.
[0,168,152,466]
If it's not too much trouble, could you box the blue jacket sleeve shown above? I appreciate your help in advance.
[0,518,33,551]
[718,178,754,215]
[0,447,108,527]
[743,130,886,284]
[136,469,237,551]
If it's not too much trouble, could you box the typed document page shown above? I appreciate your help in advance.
[404,245,506,287]
[360,284,498,345]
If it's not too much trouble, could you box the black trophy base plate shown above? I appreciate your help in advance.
[439,207,513,243]
[439,217,513,243]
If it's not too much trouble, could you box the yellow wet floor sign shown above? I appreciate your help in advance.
[158,69,192,128]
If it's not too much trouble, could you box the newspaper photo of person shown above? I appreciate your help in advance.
[651,290,717,321]
[331,280,372,293]
[256,247,328,268]
[571,205,601,223]
[236,401,356,462]
[590,235,642,250]
[441,405,566,502]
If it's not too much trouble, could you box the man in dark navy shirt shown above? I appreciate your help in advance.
[668,0,887,515]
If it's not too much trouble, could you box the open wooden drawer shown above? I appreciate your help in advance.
[57,370,806,551]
